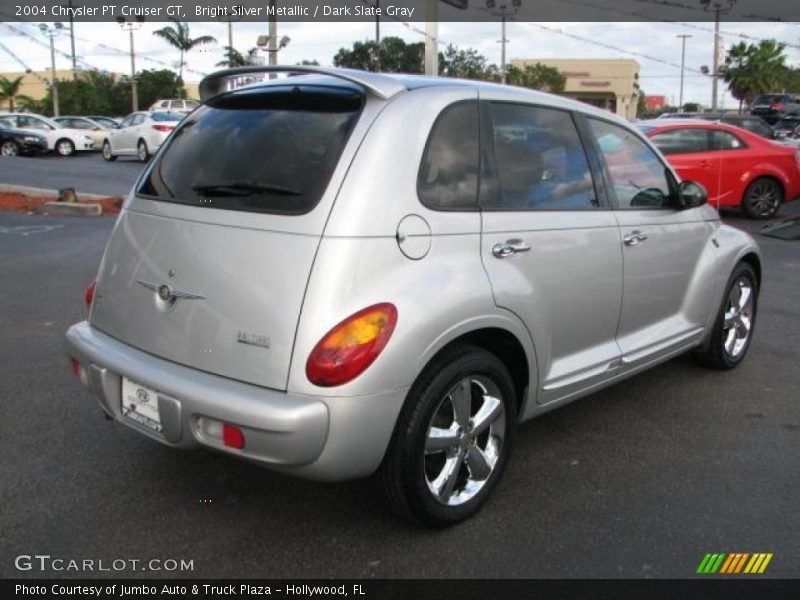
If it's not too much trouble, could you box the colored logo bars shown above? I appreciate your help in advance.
[697,553,773,574]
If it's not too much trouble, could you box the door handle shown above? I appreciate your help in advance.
[623,231,648,246]
[492,239,531,258]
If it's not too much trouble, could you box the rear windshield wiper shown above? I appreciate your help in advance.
[192,181,302,197]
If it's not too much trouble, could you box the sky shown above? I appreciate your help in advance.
[1,19,799,108]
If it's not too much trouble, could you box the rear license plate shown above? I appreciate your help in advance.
[121,377,162,432]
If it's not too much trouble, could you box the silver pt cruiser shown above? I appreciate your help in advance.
[67,66,761,524]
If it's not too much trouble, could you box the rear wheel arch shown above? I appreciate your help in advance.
[740,252,762,290]
[413,327,531,418]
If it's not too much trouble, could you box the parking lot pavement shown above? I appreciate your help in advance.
[1,206,798,579]
[0,153,144,197]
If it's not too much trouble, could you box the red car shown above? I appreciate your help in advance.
[639,120,800,219]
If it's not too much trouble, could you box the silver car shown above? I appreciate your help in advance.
[67,66,761,525]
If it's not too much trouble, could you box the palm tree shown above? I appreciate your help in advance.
[723,40,788,112]
[153,19,216,83]
[0,75,24,112]
[215,46,257,68]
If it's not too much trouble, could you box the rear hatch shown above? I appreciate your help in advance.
[90,84,365,390]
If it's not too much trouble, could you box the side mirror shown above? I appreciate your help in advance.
[678,181,708,209]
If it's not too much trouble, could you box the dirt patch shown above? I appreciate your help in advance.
[0,191,122,216]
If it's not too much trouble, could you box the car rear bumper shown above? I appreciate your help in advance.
[66,321,405,481]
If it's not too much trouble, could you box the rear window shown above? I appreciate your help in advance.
[151,112,184,122]
[754,94,790,105]
[138,85,363,215]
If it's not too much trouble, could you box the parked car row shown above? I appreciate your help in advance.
[0,108,186,161]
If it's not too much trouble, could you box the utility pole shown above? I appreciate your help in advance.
[39,23,62,117]
[485,0,521,85]
[117,17,143,112]
[374,0,381,72]
[677,34,692,109]
[67,0,77,80]
[425,0,438,76]
[702,0,736,111]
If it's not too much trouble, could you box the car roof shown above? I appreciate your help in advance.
[201,66,632,127]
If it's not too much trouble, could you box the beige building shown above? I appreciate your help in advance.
[511,58,642,120]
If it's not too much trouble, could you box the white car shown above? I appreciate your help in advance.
[0,112,94,156]
[102,111,184,163]
[54,116,111,151]
[149,99,200,114]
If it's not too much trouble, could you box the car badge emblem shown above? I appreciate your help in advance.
[136,280,205,302]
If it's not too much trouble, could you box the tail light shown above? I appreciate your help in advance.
[152,124,174,133]
[772,102,785,110]
[306,303,397,387]
[84,279,97,311]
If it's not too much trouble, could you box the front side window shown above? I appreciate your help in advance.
[19,116,51,130]
[589,119,673,209]
[417,101,479,211]
[138,85,363,215]
[650,128,710,155]
[486,103,596,211]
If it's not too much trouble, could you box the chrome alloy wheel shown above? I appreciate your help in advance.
[424,376,506,506]
[746,180,780,217]
[1,141,18,156]
[102,142,112,160]
[56,139,74,156]
[722,276,754,359]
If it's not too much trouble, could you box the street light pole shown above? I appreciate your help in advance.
[67,0,77,80]
[486,0,521,85]
[374,0,381,72]
[39,23,62,117]
[117,17,144,113]
[677,34,692,109]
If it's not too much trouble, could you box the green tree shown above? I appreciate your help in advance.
[505,63,566,93]
[216,46,257,68]
[131,69,184,111]
[333,37,424,73]
[636,90,647,117]
[683,102,701,113]
[439,44,497,80]
[153,19,217,83]
[723,40,788,111]
[0,75,24,112]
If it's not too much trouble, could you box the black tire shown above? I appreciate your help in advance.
[695,262,758,369]
[102,140,117,162]
[742,177,782,219]
[55,138,75,157]
[1,140,20,157]
[137,140,149,163]
[378,344,517,525]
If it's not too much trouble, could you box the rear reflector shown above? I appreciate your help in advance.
[84,279,97,311]
[70,357,81,378]
[222,423,245,450]
[152,124,174,132]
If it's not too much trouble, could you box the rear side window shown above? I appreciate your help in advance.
[486,103,596,211]
[588,119,673,210]
[138,85,363,215]
[417,101,479,211]
[650,128,710,155]
[710,130,746,150]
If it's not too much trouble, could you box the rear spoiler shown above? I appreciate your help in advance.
[199,65,407,102]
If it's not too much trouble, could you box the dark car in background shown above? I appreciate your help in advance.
[697,113,775,140]
[750,94,800,125]
[0,126,48,157]
[773,115,800,140]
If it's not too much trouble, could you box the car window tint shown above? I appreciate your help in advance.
[650,128,710,154]
[486,103,596,211]
[710,130,746,150]
[19,116,49,130]
[589,118,672,210]
[70,119,91,129]
[160,101,169,108]
[138,85,363,216]
[417,101,479,211]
